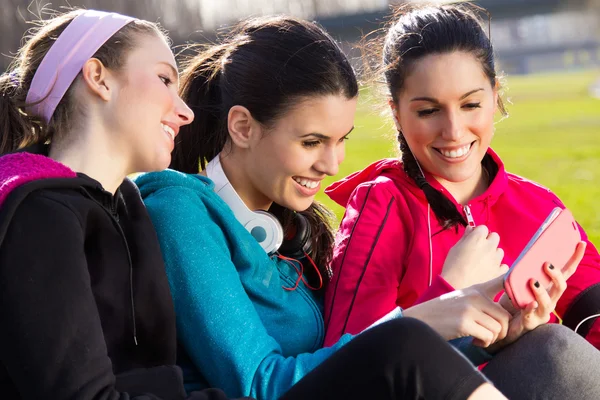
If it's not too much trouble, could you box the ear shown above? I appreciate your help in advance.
[80,58,112,102]
[388,99,402,131]
[492,79,500,114]
[227,105,256,149]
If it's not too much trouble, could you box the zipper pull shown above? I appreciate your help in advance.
[463,205,476,227]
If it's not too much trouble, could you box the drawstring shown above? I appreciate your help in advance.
[279,253,323,291]
[129,260,138,346]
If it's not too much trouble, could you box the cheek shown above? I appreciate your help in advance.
[470,109,495,140]
[337,144,346,165]
[403,128,434,155]
[401,112,438,142]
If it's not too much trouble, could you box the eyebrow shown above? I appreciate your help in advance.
[410,88,484,103]
[300,126,355,140]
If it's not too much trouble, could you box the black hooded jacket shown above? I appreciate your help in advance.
[0,146,242,400]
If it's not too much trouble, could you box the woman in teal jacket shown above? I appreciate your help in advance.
[135,14,593,400]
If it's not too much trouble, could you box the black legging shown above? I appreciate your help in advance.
[280,317,486,400]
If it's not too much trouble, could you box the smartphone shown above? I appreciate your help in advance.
[503,207,581,309]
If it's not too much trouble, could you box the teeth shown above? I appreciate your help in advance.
[293,177,319,189]
[162,123,175,140]
[439,144,470,158]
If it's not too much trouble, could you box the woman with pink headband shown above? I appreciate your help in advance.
[0,8,251,400]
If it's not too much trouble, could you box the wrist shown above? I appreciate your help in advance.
[402,304,426,324]
[441,273,463,289]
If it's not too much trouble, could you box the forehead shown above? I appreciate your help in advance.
[124,33,175,67]
[401,51,491,97]
[273,94,356,134]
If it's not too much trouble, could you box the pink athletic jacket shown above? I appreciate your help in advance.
[323,148,600,349]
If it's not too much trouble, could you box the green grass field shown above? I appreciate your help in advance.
[315,69,600,247]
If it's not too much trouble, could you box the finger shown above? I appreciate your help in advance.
[487,231,500,248]
[472,225,490,240]
[545,263,567,301]
[521,300,539,321]
[494,247,505,264]
[463,225,475,237]
[462,319,495,348]
[458,226,475,242]
[562,241,586,281]
[473,310,505,344]
[530,279,553,318]
[479,274,506,299]
[478,299,511,341]
[499,263,509,275]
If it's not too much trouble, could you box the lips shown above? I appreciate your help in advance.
[161,123,176,141]
[434,142,474,158]
[292,176,320,189]
[292,176,321,196]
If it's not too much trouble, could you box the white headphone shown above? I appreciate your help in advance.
[206,156,284,254]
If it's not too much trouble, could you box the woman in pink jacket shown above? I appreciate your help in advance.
[324,3,600,398]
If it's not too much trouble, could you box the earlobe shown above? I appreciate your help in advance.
[81,58,111,102]
[493,79,500,113]
[388,99,402,131]
[228,105,254,149]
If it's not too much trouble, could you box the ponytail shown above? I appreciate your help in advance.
[0,71,44,155]
[170,45,229,173]
[398,131,467,230]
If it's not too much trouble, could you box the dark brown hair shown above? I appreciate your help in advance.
[171,16,359,289]
[381,3,507,229]
[0,9,167,154]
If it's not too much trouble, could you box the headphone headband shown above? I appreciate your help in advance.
[206,156,283,254]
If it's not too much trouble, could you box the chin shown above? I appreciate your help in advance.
[441,171,477,183]
[154,154,173,172]
[280,198,313,212]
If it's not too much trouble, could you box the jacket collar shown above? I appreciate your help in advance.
[421,148,508,208]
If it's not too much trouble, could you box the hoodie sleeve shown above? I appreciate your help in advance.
[324,182,412,346]
[0,193,236,400]
[142,186,353,400]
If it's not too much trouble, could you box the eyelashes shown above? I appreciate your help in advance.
[302,135,350,149]
[416,102,482,117]
[159,75,173,86]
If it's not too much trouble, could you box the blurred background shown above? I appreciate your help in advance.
[1,0,599,244]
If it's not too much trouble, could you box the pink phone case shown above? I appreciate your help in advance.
[504,208,581,309]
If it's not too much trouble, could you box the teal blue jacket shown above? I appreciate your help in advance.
[136,170,491,399]
[136,170,353,399]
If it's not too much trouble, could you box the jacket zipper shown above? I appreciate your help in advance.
[81,188,138,346]
[463,205,476,227]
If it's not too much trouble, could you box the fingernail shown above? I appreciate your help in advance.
[549,264,555,270]
[534,281,540,288]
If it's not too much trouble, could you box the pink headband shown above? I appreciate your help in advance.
[26,10,135,123]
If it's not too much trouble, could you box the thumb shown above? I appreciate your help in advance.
[460,225,475,240]
[479,274,506,299]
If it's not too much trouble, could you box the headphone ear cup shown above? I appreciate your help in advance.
[279,213,312,258]
[248,210,284,255]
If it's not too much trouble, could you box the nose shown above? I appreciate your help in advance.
[441,110,463,142]
[174,95,194,126]
[315,144,344,177]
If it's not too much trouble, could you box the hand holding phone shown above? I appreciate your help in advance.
[503,207,581,309]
